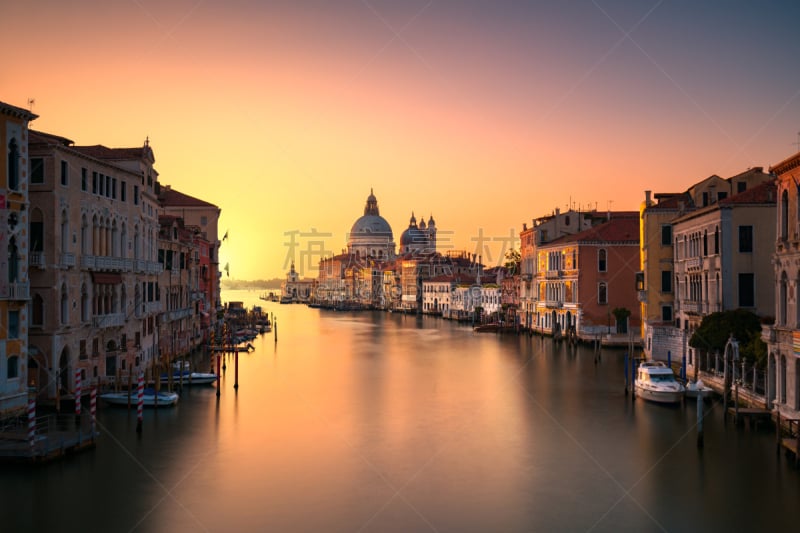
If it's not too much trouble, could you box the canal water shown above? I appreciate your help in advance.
[4,289,800,532]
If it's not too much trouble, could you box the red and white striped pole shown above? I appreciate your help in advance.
[136,371,144,433]
[28,395,36,452]
[90,384,97,435]
[74,368,82,416]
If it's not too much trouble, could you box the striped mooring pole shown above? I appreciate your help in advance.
[90,385,97,435]
[136,371,144,433]
[28,395,36,451]
[74,368,82,416]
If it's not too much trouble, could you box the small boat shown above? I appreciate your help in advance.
[635,361,685,404]
[159,371,218,386]
[474,323,502,333]
[100,388,179,407]
[685,379,714,400]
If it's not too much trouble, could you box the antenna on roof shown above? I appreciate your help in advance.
[27,98,35,112]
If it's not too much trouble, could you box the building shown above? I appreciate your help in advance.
[1,100,37,417]
[766,151,800,418]
[640,167,775,360]
[27,130,163,402]
[532,212,641,340]
[159,185,222,325]
[280,261,314,303]
[519,209,597,331]
[673,178,777,371]
[399,213,436,255]
[157,215,203,362]
[347,189,396,261]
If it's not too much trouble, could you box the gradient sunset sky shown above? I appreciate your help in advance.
[3,0,800,280]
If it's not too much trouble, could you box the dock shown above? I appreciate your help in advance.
[726,407,772,430]
[0,413,97,464]
[776,411,800,466]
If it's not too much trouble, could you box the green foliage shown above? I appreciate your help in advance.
[504,249,521,274]
[689,309,765,365]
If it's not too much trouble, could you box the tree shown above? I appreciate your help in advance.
[504,248,521,274]
[689,309,766,366]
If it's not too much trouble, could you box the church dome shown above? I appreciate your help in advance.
[350,214,393,238]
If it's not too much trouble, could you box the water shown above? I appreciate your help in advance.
[4,289,800,532]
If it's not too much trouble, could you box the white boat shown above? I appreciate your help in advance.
[100,388,180,407]
[159,371,218,386]
[635,361,685,404]
[685,379,714,400]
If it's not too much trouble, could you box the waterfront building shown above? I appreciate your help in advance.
[765,151,800,418]
[673,178,777,372]
[280,261,314,303]
[519,209,597,331]
[0,100,37,417]
[27,130,163,402]
[157,215,202,362]
[640,168,775,360]
[532,212,640,340]
[399,213,436,255]
[499,268,520,326]
[347,189,396,261]
[159,185,221,331]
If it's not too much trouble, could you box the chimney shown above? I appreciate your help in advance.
[645,190,652,207]
[522,223,527,231]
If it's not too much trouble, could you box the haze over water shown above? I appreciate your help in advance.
[4,289,800,532]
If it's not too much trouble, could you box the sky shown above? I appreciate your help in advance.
[3,0,800,280]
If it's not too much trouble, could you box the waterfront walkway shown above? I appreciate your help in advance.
[0,412,96,463]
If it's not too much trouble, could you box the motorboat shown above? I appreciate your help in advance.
[685,379,714,400]
[635,361,685,404]
[100,388,179,407]
[159,371,218,386]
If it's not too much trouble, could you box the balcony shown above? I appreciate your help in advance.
[685,257,701,271]
[7,282,30,300]
[545,270,563,279]
[60,253,76,269]
[637,290,647,303]
[30,252,46,269]
[165,307,193,321]
[545,300,563,309]
[145,301,162,314]
[92,313,125,328]
[681,301,700,313]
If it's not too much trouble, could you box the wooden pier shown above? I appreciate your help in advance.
[0,413,97,464]
[726,407,772,430]
[776,411,800,467]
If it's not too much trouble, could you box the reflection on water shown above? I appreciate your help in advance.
[4,290,800,532]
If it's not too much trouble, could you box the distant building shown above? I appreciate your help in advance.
[347,189,396,261]
[1,100,37,417]
[281,261,314,302]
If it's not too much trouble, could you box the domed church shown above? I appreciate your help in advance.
[347,189,396,260]
[400,212,436,254]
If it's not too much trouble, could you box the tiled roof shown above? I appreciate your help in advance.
[649,192,693,210]
[71,145,149,160]
[159,186,218,209]
[29,129,73,146]
[719,178,777,205]
[549,213,639,245]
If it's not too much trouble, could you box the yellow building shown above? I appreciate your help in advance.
[1,101,37,417]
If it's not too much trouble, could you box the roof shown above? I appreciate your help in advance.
[770,151,800,176]
[0,100,38,121]
[718,178,777,206]
[159,185,219,209]
[29,129,74,146]
[547,212,640,246]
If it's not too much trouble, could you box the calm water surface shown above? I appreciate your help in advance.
[5,289,800,532]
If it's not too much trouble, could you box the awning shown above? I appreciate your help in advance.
[91,272,123,284]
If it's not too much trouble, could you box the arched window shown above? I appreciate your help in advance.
[61,209,69,254]
[703,230,708,256]
[598,282,607,304]
[781,189,789,240]
[8,236,19,284]
[81,214,89,254]
[8,138,19,190]
[780,271,788,326]
[60,283,69,324]
[81,283,90,322]
[781,355,787,404]
[597,249,607,272]
[714,226,719,254]
[7,356,19,379]
[121,222,127,259]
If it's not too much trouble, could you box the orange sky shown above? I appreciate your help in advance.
[3,1,800,279]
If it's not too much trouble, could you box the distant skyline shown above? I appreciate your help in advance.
[3,0,800,279]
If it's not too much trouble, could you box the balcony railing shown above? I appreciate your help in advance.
[30,252,46,269]
[7,282,30,300]
[145,301,162,314]
[545,270,563,279]
[92,312,125,328]
[60,253,76,269]
[685,257,701,271]
[165,307,193,321]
